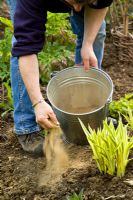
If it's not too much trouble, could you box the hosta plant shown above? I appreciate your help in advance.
[79,118,133,177]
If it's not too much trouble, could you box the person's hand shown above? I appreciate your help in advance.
[34,101,59,129]
[81,44,98,71]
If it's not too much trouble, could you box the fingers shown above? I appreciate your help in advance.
[83,59,90,71]
[81,44,98,71]
[37,114,59,129]
[83,56,98,71]
[41,119,56,129]
[90,57,98,68]
[34,101,60,129]
[48,112,59,126]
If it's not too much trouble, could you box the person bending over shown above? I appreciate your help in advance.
[6,0,113,156]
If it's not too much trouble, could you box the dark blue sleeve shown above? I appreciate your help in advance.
[12,0,47,57]
[89,0,113,9]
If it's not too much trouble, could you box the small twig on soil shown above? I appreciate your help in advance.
[105,194,125,199]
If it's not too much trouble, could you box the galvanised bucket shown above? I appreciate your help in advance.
[47,67,113,145]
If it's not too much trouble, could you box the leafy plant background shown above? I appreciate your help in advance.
[38,12,75,83]
[0,12,75,116]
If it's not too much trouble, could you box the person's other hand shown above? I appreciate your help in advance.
[81,44,98,71]
[34,101,59,129]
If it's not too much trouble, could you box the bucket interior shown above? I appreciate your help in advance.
[47,67,113,114]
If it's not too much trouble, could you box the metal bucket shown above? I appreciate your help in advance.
[47,67,113,145]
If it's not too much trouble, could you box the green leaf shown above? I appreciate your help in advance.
[66,189,84,200]
[0,17,13,31]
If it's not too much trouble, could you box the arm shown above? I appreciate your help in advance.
[12,0,59,129]
[81,6,108,71]
[19,54,59,129]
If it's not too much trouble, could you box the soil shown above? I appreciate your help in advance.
[0,3,133,200]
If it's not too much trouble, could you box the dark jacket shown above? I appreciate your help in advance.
[12,0,113,57]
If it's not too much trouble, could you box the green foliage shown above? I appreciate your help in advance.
[45,12,73,39]
[38,12,75,84]
[0,82,14,118]
[66,190,84,200]
[0,18,13,116]
[0,17,13,83]
[123,107,133,130]
[0,17,13,30]
[79,118,133,177]
[109,93,133,119]
[39,40,74,83]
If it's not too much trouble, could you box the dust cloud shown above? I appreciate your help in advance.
[39,126,69,186]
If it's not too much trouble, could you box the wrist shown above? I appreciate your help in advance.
[32,98,45,108]
[82,41,93,48]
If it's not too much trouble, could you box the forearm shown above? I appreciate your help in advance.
[83,6,108,46]
[19,54,43,105]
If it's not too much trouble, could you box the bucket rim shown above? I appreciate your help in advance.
[47,66,113,116]
[48,66,113,88]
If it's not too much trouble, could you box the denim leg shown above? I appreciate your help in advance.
[70,13,84,65]
[70,13,106,68]
[10,39,41,135]
[93,21,106,67]
[7,0,40,135]
[6,0,16,21]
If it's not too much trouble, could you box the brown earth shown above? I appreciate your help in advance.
[0,35,133,200]
[0,2,133,199]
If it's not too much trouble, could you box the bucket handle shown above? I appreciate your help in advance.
[105,96,112,117]
[50,70,60,78]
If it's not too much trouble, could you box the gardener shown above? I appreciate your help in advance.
[7,0,113,156]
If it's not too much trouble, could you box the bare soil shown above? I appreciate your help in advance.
[0,35,133,200]
[0,3,133,199]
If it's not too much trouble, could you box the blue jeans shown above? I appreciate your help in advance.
[70,13,106,68]
[7,0,41,135]
[6,0,16,21]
